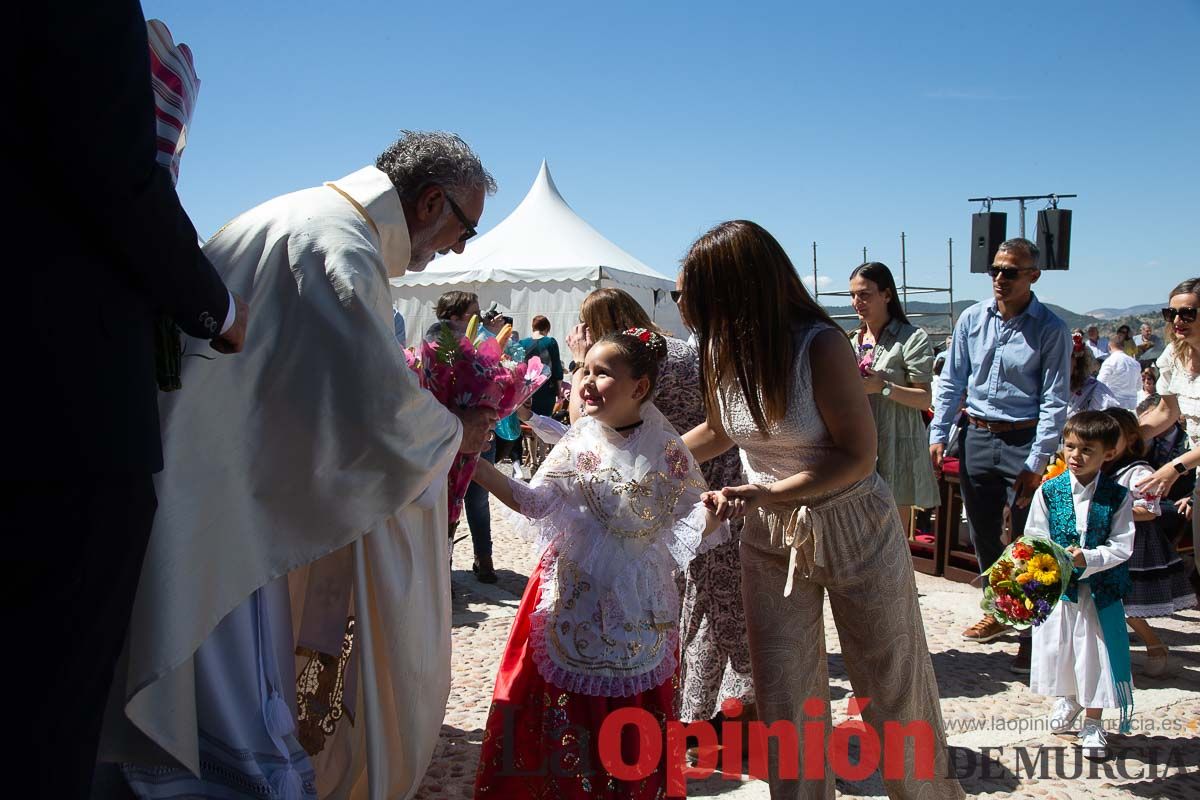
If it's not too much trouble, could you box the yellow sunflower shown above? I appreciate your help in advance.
[1024,552,1060,584]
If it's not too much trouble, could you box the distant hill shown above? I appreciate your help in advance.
[819,298,1156,338]
[1086,303,1161,320]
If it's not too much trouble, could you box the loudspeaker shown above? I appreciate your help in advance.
[970,212,1007,273]
[1036,209,1071,270]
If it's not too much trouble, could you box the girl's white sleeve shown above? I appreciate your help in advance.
[527,414,568,445]
[1126,464,1162,516]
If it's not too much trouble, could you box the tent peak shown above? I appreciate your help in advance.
[530,158,565,206]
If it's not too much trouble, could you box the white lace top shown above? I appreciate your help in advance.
[716,323,889,586]
[718,324,849,506]
[1156,347,1200,448]
[509,403,728,697]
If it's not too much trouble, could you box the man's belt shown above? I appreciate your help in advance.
[966,415,1038,433]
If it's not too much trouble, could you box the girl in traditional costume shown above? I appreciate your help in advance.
[1104,408,1196,677]
[470,329,727,798]
[1026,411,1136,760]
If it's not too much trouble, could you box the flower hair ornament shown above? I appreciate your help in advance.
[623,327,668,359]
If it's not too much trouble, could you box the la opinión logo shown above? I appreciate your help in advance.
[498,696,937,797]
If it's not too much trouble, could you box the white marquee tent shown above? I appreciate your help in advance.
[390,161,684,346]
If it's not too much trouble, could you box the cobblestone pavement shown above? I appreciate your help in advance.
[415,498,1200,800]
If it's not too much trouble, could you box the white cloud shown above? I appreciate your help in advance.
[802,275,834,291]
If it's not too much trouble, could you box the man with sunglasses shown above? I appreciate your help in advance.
[100,132,498,799]
[930,238,1070,673]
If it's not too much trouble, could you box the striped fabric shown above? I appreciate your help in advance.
[147,19,199,185]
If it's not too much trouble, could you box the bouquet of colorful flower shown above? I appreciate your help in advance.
[856,342,875,377]
[405,316,548,524]
[980,536,1075,629]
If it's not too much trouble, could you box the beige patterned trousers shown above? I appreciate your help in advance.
[739,475,965,800]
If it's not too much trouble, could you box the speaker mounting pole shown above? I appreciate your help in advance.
[967,193,1077,241]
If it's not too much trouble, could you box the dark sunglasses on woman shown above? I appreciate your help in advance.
[1162,307,1199,323]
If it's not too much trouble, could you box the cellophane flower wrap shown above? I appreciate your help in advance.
[981,536,1075,629]
[405,323,548,524]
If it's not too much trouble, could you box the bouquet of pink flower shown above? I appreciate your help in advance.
[980,536,1075,629]
[856,342,875,377]
[405,317,548,524]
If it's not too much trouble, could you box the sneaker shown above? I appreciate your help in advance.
[472,556,498,584]
[1049,696,1083,733]
[962,615,1010,643]
[1011,638,1032,675]
[1079,718,1107,760]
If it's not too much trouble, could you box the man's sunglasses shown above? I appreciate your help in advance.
[987,266,1035,280]
[444,193,477,243]
[1162,307,1199,324]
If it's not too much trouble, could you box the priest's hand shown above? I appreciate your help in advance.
[456,407,498,453]
[211,293,249,354]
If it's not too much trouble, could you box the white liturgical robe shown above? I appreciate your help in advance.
[100,166,462,800]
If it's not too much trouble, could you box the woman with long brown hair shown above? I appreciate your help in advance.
[1138,277,1200,570]
[679,221,962,800]
[562,287,755,727]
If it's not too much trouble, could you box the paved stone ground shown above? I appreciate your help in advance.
[415,498,1200,799]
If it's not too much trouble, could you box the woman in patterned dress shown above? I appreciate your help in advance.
[566,287,754,724]
[679,221,962,800]
[1138,277,1200,570]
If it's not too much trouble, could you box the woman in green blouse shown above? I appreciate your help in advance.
[848,262,941,523]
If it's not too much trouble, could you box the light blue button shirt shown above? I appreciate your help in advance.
[930,293,1070,473]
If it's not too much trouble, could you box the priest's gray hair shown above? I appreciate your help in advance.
[376,131,497,204]
[996,237,1040,265]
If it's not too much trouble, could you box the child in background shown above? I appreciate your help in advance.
[470,329,727,797]
[1104,408,1196,677]
[1027,411,1135,760]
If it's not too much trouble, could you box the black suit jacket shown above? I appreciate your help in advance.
[13,0,231,474]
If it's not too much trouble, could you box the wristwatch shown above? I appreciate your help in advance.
[880,380,893,398]
[1173,461,1188,475]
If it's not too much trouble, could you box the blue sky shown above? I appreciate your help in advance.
[144,0,1199,314]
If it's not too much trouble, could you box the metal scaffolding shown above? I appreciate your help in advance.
[811,233,958,339]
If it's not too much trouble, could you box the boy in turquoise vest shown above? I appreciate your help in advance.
[1025,411,1135,759]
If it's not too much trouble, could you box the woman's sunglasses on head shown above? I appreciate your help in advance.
[1162,307,1198,323]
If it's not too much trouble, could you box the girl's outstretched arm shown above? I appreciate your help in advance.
[472,458,520,513]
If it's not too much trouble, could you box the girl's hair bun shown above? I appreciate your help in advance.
[622,327,668,361]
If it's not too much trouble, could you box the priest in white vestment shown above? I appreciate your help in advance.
[99,132,497,800]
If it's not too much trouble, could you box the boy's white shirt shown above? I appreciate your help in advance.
[1023,471,1136,578]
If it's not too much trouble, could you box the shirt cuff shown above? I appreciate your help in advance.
[1024,453,1049,475]
[218,290,236,336]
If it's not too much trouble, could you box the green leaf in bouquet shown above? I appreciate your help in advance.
[435,323,461,365]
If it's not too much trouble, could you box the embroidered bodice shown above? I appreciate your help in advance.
[509,404,728,696]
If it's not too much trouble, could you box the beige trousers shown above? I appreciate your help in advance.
[739,475,964,800]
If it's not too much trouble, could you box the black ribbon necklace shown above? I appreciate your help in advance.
[614,420,644,433]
